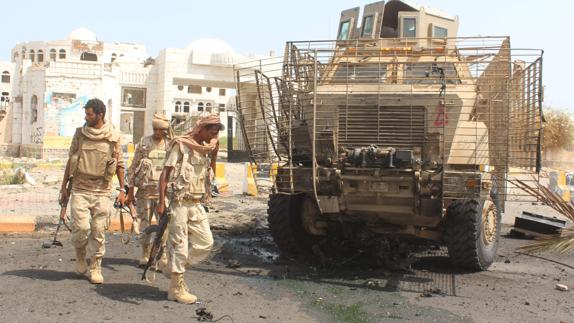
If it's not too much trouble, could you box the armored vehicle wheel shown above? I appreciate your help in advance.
[267,194,317,255]
[445,187,501,271]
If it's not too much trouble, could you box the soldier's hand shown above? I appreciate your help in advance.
[125,189,135,206]
[156,203,165,216]
[116,190,126,207]
[59,188,69,206]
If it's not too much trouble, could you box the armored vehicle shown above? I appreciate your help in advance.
[235,0,543,270]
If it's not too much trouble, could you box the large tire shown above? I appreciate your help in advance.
[267,194,315,255]
[445,188,501,271]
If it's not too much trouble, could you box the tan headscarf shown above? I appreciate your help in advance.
[152,113,174,139]
[170,114,223,152]
[81,121,120,142]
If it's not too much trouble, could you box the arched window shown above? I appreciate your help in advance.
[12,52,18,61]
[206,102,212,113]
[197,102,204,112]
[1,71,10,83]
[29,50,35,62]
[37,50,44,63]
[175,101,181,113]
[49,49,57,61]
[183,102,190,113]
[111,53,117,63]
[30,95,38,124]
[59,49,66,59]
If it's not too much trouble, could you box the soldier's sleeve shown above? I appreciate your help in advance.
[127,138,145,186]
[164,144,181,168]
[68,128,80,157]
[115,138,125,170]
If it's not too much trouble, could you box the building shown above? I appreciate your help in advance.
[3,28,267,153]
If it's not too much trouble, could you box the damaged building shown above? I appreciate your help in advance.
[0,28,267,156]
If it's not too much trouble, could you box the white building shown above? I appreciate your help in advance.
[5,29,267,148]
[0,60,14,143]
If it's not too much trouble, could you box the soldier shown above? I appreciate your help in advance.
[156,114,223,304]
[125,113,173,266]
[59,98,125,284]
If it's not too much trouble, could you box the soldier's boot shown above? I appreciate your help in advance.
[139,243,151,267]
[168,273,197,304]
[75,248,88,275]
[89,257,104,284]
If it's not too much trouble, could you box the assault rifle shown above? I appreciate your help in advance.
[141,206,171,281]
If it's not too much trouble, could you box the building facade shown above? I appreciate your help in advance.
[4,28,266,148]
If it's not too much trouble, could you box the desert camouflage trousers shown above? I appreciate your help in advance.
[70,191,111,258]
[167,199,214,274]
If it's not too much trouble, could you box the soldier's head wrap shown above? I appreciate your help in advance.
[152,113,174,139]
[185,114,225,136]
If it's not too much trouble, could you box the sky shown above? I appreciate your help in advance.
[2,0,572,110]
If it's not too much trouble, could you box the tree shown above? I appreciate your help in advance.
[543,108,574,151]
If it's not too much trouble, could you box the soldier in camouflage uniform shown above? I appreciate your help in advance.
[60,98,125,284]
[156,114,222,304]
[126,113,173,266]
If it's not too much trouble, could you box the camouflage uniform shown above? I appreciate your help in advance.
[127,134,169,265]
[67,124,123,284]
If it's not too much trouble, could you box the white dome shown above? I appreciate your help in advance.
[186,38,235,55]
[68,28,97,42]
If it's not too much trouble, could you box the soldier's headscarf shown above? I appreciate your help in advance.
[170,114,223,153]
[152,113,174,139]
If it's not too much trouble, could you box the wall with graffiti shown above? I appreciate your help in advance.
[44,92,88,137]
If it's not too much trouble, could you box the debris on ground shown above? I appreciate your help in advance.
[555,284,569,292]
[226,259,241,268]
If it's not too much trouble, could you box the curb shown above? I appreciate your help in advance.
[0,216,36,233]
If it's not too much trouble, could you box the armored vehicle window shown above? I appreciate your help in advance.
[338,21,351,40]
[402,18,417,38]
[403,63,460,85]
[333,63,387,83]
[361,15,374,37]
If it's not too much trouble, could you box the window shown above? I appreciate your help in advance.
[13,52,18,61]
[188,85,202,94]
[80,52,98,61]
[333,63,387,83]
[121,87,146,108]
[198,102,204,112]
[402,17,417,38]
[338,20,351,40]
[29,50,35,62]
[177,85,184,91]
[1,92,9,108]
[206,103,212,113]
[183,102,190,113]
[206,87,212,93]
[59,49,66,59]
[361,15,374,37]
[403,63,460,85]
[175,101,182,112]
[433,26,448,38]
[219,88,226,96]
[219,104,226,112]
[1,71,10,83]
[37,50,44,63]
[111,53,117,63]
[49,49,56,61]
[30,95,38,124]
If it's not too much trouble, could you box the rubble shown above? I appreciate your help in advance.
[555,284,569,291]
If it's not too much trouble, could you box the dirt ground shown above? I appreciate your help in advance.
[0,162,573,322]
